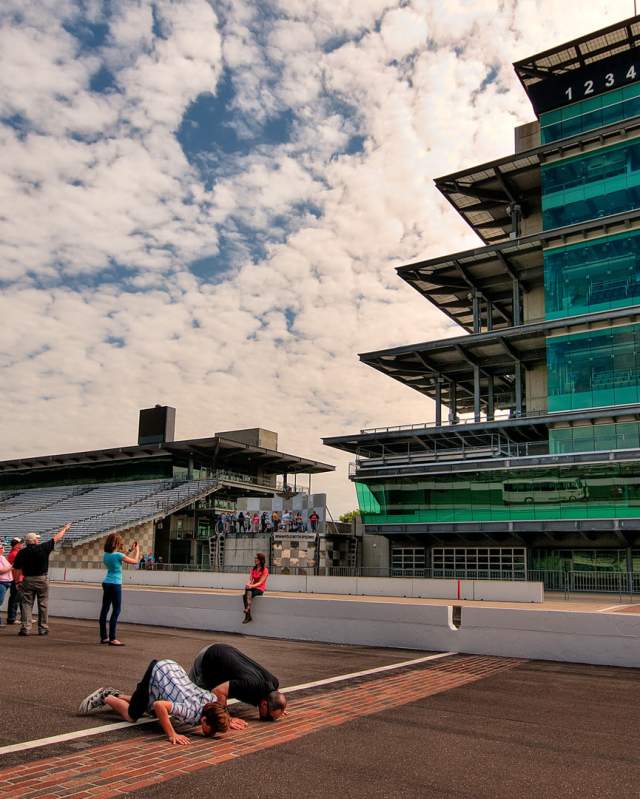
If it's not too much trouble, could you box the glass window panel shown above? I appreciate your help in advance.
[541,83,640,144]
[544,229,640,320]
[542,140,640,230]
[547,324,640,412]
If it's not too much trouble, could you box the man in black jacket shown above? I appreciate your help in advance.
[13,523,70,636]
[188,643,287,720]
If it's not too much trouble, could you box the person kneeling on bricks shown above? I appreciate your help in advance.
[78,658,247,745]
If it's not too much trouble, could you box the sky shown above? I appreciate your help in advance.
[0,0,634,515]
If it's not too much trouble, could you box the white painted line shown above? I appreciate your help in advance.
[598,604,631,612]
[279,651,457,693]
[0,718,157,755]
[0,651,457,756]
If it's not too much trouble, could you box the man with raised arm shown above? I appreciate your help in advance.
[13,523,71,637]
[189,642,287,721]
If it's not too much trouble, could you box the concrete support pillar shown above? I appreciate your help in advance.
[487,300,493,332]
[512,279,521,326]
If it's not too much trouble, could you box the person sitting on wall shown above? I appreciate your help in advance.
[242,552,269,624]
[78,658,247,745]
[188,643,287,721]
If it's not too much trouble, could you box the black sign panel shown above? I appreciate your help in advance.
[527,48,640,115]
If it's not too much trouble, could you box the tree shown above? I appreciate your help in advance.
[339,509,361,524]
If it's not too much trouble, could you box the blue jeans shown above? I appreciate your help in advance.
[0,582,8,624]
[99,583,122,641]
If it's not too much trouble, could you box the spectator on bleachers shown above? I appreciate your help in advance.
[251,512,260,534]
[13,523,70,636]
[100,533,140,646]
[237,511,246,533]
[0,542,13,624]
[260,512,268,534]
[309,510,319,532]
[139,555,146,570]
[6,537,23,625]
[271,511,280,532]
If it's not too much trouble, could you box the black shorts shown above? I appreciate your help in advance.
[246,588,264,598]
[128,659,158,721]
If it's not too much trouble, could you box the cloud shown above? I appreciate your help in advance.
[0,0,631,513]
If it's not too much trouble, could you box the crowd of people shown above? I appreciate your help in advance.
[0,524,70,635]
[216,508,320,535]
[0,523,283,747]
[0,524,271,636]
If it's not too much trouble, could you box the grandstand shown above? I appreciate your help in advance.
[0,407,333,568]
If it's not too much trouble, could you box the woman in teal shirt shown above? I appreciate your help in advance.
[100,533,139,646]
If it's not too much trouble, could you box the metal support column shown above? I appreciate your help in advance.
[448,382,458,424]
[512,279,521,326]
[487,375,495,421]
[486,300,493,332]
[435,377,443,426]
[514,363,523,417]
[473,365,481,422]
[472,290,481,334]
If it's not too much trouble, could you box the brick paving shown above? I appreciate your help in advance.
[0,655,521,799]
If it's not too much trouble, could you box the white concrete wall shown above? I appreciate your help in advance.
[48,584,640,668]
[48,568,543,603]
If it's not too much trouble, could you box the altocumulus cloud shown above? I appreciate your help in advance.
[0,0,630,512]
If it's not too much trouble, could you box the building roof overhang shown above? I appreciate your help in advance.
[397,209,640,332]
[0,436,334,476]
[435,115,640,244]
[323,405,640,458]
[358,305,640,412]
[514,16,640,115]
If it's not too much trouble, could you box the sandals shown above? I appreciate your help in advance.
[109,640,126,646]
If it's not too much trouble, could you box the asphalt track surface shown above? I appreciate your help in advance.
[2,618,640,799]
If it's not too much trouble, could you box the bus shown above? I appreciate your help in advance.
[502,477,588,504]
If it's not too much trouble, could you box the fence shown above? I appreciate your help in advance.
[141,562,636,595]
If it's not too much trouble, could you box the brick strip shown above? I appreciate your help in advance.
[0,655,521,799]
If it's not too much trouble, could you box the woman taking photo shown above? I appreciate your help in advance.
[100,534,139,646]
[242,552,268,624]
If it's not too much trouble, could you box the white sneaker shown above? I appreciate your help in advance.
[78,686,120,715]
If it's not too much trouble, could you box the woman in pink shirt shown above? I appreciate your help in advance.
[242,552,268,624]
[0,542,14,625]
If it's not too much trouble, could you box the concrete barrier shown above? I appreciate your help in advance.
[48,583,640,668]
[49,568,543,603]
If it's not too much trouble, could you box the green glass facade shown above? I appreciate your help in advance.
[544,229,640,319]
[355,461,640,524]
[542,139,640,230]
[546,324,640,412]
[540,83,640,144]
[549,422,640,453]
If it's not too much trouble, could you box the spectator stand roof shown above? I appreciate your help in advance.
[0,435,334,478]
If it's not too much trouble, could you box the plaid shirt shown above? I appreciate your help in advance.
[148,659,214,727]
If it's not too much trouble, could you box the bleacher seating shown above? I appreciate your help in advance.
[0,479,219,543]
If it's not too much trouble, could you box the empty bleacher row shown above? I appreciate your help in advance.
[0,479,220,543]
